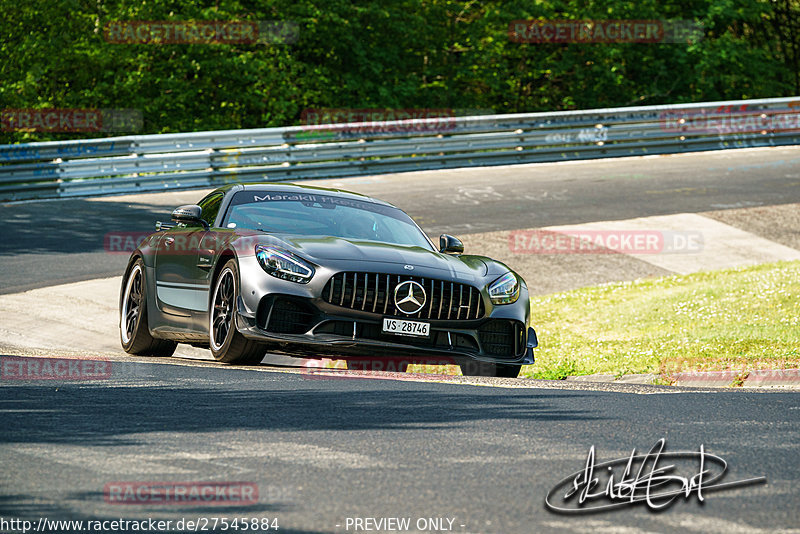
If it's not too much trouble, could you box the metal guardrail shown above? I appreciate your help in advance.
[2,97,799,201]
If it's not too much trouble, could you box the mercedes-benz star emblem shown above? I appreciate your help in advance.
[394,280,427,315]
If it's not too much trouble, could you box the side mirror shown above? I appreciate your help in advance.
[171,205,209,229]
[439,234,464,254]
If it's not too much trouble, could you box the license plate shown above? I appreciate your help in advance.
[382,318,430,337]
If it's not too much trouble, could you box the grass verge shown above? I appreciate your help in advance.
[520,260,800,380]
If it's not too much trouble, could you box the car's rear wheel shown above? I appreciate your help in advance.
[459,361,521,378]
[210,259,265,365]
[120,259,177,357]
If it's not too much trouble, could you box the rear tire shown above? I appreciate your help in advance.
[459,361,521,378]
[120,259,177,357]
[209,259,265,365]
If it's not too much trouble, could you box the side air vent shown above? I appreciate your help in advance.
[477,320,525,358]
[260,297,316,334]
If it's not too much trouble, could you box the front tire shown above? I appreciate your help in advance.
[209,259,265,365]
[459,361,521,378]
[120,259,177,357]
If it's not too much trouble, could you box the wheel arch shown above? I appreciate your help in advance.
[209,248,239,308]
[119,252,144,309]
[120,252,168,340]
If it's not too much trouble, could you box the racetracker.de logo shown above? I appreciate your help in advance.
[1,109,142,133]
[300,358,459,380]
[104,482,259,506]
[659,104,800,135]
[1,357,111,381]
[508,19,703,44]
[104,231,270,255]
[299,108,457,137]
[103,20,298,45]
[509,229,703,254]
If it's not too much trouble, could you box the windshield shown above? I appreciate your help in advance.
[224,190,433,250]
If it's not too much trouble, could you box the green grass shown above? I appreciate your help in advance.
[521,260,800,380]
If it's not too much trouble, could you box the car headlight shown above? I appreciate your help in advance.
[488,272,519,305]
[255,245,315,283]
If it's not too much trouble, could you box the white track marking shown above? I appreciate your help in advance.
[533,213,800,275]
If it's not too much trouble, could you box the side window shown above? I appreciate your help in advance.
[198,193,224,227]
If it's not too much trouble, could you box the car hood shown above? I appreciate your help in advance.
[268,235,489,278]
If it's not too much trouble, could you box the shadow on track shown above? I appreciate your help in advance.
[0,380,601,445]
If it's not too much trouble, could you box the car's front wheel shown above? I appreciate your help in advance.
[120,258,177,357]
[459,361,521,378]
[209,259,265,365]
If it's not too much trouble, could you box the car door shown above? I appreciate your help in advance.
[153,193,224,328]
[190,192,227,331]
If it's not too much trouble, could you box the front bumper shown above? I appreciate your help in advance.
[235,295,536,366]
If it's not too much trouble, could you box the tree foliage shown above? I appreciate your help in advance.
[0,0,795,142]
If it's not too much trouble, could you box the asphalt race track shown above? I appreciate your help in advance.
[3,146,800,294]
[1,358,798,533]
[1,147,799,533]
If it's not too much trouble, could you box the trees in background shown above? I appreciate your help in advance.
[0,0,796,142]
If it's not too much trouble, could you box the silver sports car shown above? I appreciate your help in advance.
[120,183,537,377]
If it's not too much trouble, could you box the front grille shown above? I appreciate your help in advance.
[322,272,484,320]
[478,320,525,358]
[260,297,316,334]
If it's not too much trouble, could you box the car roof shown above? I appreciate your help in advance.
[214,182,396,208]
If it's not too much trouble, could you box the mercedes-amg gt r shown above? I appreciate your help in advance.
[120,183,537,377]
